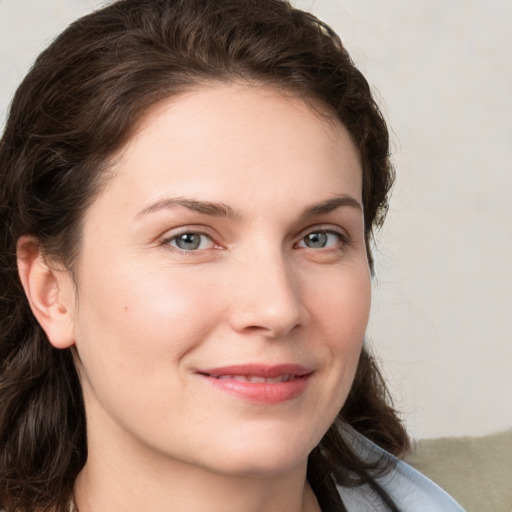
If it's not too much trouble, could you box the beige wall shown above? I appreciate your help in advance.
[1,0,511,439]
[296,0,512,439]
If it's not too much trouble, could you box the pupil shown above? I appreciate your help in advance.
[177,233,200,250]
[306,232,327,248]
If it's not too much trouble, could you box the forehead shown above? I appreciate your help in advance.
[89,84,362,221]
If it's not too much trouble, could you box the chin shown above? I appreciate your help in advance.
[213,453,309,479]
[196,429,318,478]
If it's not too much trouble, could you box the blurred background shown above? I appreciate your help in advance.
[1,0,510,440]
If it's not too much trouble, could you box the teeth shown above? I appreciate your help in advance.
[214,374,293,383]
[265,374,292,383]
[247,376,266,383]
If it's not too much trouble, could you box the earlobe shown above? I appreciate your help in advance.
[16,235,76,349]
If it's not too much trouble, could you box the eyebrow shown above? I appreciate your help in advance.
[135,197,238,219]
[135,194,362,220]
[300,195,363,219]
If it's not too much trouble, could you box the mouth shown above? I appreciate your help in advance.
[196,364,313,404]
[212,374,296,383]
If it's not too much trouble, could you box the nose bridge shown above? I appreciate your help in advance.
[229,243,305,336]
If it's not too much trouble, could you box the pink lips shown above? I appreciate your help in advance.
[197,364,313,404]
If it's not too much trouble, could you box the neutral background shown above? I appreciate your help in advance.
[1,0,510,440]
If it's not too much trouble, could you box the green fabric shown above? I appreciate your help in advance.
[404,430,512,512]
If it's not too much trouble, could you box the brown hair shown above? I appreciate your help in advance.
[0,1,408,510]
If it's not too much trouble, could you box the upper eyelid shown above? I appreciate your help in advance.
[166,231,213,242]
[296,224,349,240]
[160,225,219,241]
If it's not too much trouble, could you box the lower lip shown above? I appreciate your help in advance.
[200,374,312,404]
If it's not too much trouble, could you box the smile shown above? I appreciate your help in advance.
[197,364,314,404]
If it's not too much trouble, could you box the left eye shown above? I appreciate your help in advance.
[297,231,342,249]
[167,232,215,251]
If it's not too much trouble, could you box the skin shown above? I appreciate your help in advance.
[19,84,371,512]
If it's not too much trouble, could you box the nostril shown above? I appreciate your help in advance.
[239,321,302,338]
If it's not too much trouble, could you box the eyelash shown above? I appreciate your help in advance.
[161,226,349,253]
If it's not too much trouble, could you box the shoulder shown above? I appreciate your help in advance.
[336,426,466,512]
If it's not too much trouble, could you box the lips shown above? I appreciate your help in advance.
[197,364,313,404]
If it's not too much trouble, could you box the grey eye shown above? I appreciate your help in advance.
[169,233,214,251]
[305,232,327,248]
[298,231,341,249]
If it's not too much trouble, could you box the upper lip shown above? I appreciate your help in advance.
[197,364,313,379]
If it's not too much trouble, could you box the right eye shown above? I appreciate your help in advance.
[296,230,345,250]
[165,232,216,251]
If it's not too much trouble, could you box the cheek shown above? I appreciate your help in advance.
[72,260,227,433]
[73,258,223,381]
[310,262,371,338]
[308,262,371,387]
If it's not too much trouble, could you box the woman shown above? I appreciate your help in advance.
[0,1,464,511]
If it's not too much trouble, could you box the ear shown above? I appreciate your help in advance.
[16,235,76,349]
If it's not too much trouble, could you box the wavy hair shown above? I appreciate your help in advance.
[0,1,408,510]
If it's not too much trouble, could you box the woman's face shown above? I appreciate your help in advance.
[66,84,370,476]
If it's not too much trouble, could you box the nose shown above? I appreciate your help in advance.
[227,250,309,338]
